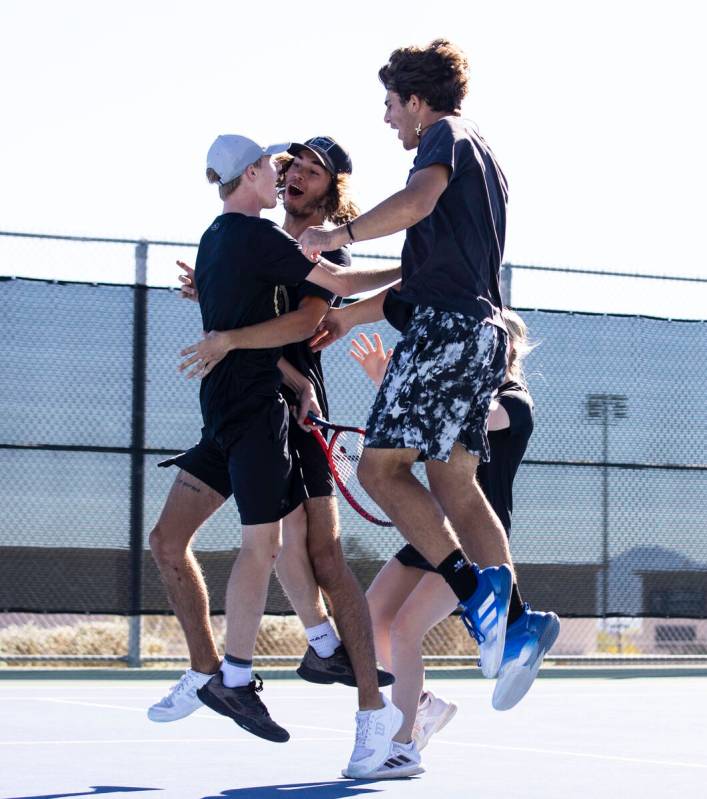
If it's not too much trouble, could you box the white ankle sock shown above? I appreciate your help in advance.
[305,620,340,658]
[221,656,252,688]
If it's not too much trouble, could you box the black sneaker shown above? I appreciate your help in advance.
[196,672,289,743]
[296,645,395,687]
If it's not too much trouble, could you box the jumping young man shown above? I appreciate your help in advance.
[301,40,548,688]
[149,133,401,777]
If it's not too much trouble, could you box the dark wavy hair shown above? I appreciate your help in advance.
[275,155,359,225]
[378,39,469,112]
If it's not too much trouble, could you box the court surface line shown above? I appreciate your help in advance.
[6,696,705,772]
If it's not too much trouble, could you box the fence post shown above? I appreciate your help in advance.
[500,263,512,307]
[128,240,148,667]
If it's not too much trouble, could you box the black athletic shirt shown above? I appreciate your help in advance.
[195,213,314,447]
[280,246,351,420]
[477,380,534,534]
[396,116,508,329]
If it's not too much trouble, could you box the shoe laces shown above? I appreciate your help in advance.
[460,608,486,644]
[354,712,373,747]
[161,671,196,702]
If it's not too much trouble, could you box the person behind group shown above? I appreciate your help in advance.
[346,309,559,777]
[301,39,543,695]
[149,132,402,776]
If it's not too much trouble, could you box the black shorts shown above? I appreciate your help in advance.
[288,419,336,500]
[158,404,333,523]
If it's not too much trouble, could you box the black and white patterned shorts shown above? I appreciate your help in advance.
[364,306,507,463]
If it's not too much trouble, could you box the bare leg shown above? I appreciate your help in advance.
[426,443,514,577]
[358,448,464,568]
[149,471,224,674]
[225,519,283,659]
[276,503,328,628]
[305,496,381,710]
[389,574,457,743]
[366,558,425,673]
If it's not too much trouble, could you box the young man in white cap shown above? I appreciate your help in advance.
[169,133,402,775]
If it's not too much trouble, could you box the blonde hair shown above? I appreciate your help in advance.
[206,155,268,200]
[206,167,242,200]
[503,308,536,385]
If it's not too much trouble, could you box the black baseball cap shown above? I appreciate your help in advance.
[288,136,353,176]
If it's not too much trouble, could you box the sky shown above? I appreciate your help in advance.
[1,0,705,316]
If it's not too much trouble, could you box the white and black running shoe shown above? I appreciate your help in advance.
[365,741,425,779]
[342,694,403,778]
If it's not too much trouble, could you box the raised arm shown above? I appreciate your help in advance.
[304,259,400,300]
[299,165,449,258]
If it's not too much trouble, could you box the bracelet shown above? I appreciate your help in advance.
[345,220,355,242]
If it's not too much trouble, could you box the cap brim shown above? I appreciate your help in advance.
[263,142,291,155]
[287,142,334,174]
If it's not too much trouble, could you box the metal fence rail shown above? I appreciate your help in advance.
[1,231,706,667]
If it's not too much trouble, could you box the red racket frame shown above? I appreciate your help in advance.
[306,413,393,528]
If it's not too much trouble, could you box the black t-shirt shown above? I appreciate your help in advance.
[195,213,315,446]
[477,381,534,534]
[280,246,351,420]
[396,116,508,329]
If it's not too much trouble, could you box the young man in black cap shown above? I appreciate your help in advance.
[149,134,402,777]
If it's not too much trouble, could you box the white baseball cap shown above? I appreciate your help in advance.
[206,134,290,184]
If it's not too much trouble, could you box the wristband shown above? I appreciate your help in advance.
[346,220,355,242]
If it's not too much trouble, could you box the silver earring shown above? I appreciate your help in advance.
[415,122,422,137]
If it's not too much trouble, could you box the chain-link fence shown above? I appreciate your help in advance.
[1,231,706,667]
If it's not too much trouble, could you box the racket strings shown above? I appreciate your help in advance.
[331,431,391,524]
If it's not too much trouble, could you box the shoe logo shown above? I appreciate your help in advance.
[375,722,385,735]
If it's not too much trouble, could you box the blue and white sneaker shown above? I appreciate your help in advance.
[492,606,560,711]
[458,564,512,679]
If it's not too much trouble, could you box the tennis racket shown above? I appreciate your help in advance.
[306,412,393,527]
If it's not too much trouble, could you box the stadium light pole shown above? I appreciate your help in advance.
[585,393,628,645]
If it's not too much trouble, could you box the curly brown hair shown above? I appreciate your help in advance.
[378,39,469,112]
[275,155,359,226]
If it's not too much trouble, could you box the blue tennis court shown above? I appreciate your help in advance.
[2,672,705,798]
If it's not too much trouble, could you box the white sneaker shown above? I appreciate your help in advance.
[147,669,213,722]
[342,694,403,778]
[366,740,425,779]
[412,689,458,751]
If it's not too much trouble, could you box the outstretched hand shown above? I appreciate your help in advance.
[178,330,231,379]
[349,332,393,387]
[177,260,198,302]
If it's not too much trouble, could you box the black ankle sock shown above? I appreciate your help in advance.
[437,549,478,602]
[508,583,524,625]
